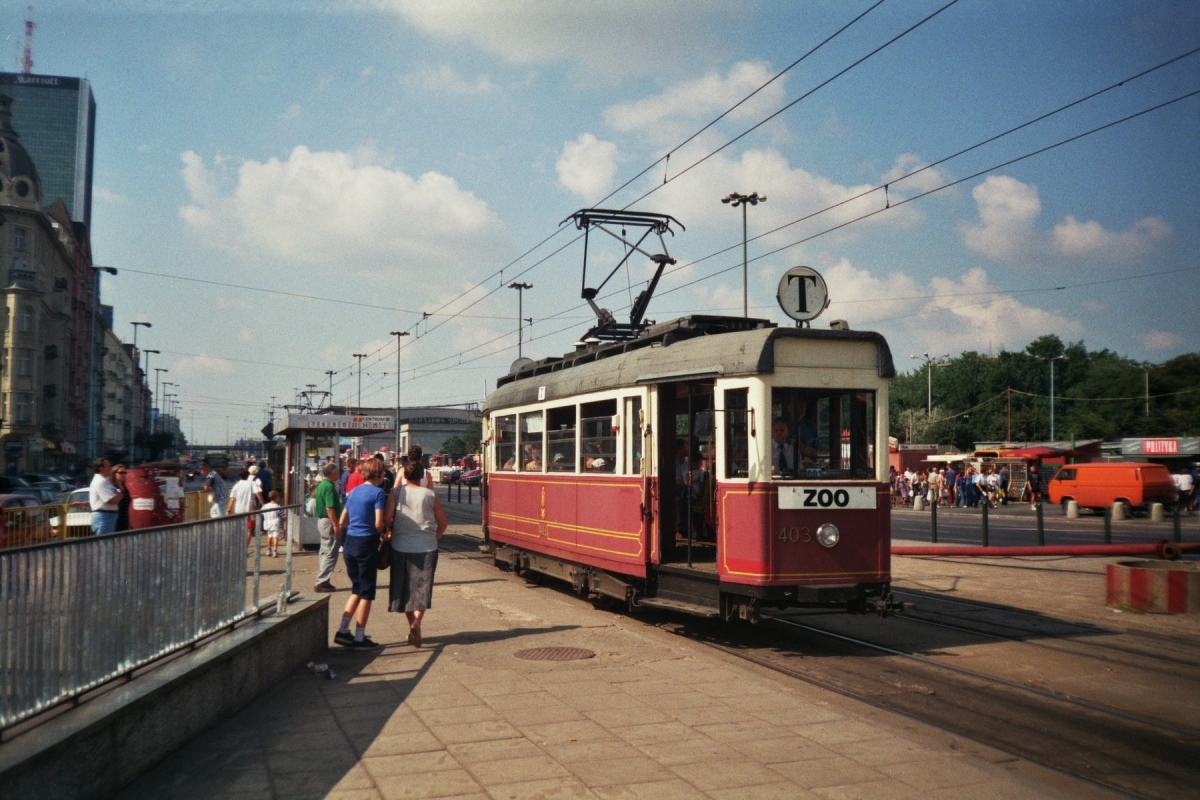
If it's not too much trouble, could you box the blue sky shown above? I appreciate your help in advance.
[7,1,1198,444]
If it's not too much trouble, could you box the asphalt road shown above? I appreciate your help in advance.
[438,489,1200,545]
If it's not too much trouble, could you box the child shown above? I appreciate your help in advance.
[262,490,285,557]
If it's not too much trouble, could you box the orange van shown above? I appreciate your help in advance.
[1047,462,1177,513]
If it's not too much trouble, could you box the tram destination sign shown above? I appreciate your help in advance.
[281,414,394,433]
[777,266,829,323]
[777,486,876,510]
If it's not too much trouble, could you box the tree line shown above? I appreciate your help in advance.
[890,335,1200,450]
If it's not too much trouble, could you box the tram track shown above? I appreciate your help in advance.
[891,590,1200,674]
[441,527,1200,797]
[653,613,1200,800]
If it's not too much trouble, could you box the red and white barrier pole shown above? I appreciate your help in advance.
[892,540,1198,560]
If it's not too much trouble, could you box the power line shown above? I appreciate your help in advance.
[622,0,963,209]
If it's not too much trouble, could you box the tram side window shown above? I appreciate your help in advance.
[581,399,617,473]
[546,405,577,472]
[495,415,516,471]
[771,388,875,480]
[519,411,545,472]
[724,389,750,478]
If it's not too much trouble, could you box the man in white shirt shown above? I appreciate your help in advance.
[88,458,121,535]
[771,419,794,475]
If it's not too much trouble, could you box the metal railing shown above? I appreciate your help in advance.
[0,505,300,730]
[0,491,217,552]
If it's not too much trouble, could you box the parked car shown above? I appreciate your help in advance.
[11,486,59,505]
[1048,462,1177,514]
[50,489,93,537]
[460,468,482,486]
[0,494,54,549]
[0,476,31,493]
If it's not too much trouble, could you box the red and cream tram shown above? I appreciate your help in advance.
[480,210,903,621]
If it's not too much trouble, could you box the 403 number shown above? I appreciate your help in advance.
[778,527,811,543]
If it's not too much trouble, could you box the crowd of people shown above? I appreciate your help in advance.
[888,462,1030,509]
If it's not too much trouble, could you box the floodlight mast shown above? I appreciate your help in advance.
[562,208,684,343]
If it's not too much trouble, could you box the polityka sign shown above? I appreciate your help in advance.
[281,414,393,433]
[776,266,829,323]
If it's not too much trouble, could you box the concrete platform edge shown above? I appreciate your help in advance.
[0,595,329,800]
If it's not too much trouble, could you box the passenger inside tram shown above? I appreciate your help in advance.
[523,444,542,472]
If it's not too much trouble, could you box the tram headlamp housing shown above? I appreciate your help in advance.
[816,523,840,548]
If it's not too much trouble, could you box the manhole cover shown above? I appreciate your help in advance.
[514,647,596,662]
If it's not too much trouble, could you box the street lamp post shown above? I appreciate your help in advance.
[507,282,533,358]
[86,266,118,460]
[140,348,159,461]
[1037,355,1067,441]
[721,192,766,318]
[129,321,151,460]
[909,352,949,416]
[390,330,410,456]
[153,369,168,436]
[325,370,336,409]
[351,354,367,411]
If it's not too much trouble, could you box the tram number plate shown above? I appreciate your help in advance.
[778,486,875,510]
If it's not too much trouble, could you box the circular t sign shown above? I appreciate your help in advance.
[777,266,829,322]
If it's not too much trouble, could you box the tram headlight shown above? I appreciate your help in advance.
[816,523,840,548]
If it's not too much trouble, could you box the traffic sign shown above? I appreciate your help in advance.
[776,266,829,323]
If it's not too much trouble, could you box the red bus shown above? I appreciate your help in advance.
[481,315,902,622]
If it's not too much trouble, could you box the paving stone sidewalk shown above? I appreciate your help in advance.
[120,528,1104,800]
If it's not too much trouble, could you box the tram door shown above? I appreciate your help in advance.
[656,381,716,565]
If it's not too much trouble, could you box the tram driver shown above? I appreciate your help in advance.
[772,396,820,477]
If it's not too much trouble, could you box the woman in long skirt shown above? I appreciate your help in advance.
[385,458,448,647]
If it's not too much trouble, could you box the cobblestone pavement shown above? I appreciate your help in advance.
[120,526,1106,800]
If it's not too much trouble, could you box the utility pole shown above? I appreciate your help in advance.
[721,191,766,317]
[325,370,336,409]
[352,354,367,411]
[390,330,410,456]
[507,282,533,358]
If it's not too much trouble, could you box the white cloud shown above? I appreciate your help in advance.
[650,147,923,238]
[556,133,618,200]
[1139,330,1183,351]
[94,186,127,205]
[926,267,1082,352]
[959,176,1041,263]
[1049,215,1171,262]
[381,0,722,79]
[173,354,235,376]
[604,61,784,134]
[807,258,1082,355]
[178,147,506,272]
[401,63,494,95]
[960,175,1172,266]
[283,104,303,120]
[824,258,923,324]
[880,153,949,195]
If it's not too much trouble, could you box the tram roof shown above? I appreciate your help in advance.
[484,315,894,413]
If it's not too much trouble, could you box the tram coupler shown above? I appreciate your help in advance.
[874,592,911,617]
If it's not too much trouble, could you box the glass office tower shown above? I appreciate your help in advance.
[0,72,95,227]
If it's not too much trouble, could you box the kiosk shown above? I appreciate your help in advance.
[277,413,394,548]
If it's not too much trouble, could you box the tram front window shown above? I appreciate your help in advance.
[771,388,875,480]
